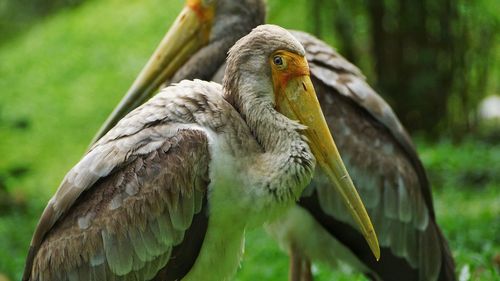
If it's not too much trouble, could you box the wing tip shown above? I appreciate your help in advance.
[22,245,36,281]
[436,223,457,281]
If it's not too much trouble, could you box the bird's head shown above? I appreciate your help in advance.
[223,25,380,260]
[222,24,307,109]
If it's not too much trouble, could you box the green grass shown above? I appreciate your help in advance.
[0,0,499,280]
[419,139,500,280]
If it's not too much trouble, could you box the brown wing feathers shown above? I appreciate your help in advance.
[152,195,209,281]
[25,129,210,281]
[299,191,421,281]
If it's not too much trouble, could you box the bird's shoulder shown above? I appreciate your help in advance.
[99,80,228,142]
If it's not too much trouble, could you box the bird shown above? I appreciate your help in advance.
[22,24,380,281]
[89,1,457,281]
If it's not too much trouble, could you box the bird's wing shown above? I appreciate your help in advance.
[291,31,455,281]
[23,81,225,281]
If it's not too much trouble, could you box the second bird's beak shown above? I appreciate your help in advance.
[273,54,380,261]
[91,1,214,144]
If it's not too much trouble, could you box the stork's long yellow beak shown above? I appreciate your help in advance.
[91,0,214,144]
[272,52,380,261]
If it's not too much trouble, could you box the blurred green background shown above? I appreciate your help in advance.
[0,0,499,280]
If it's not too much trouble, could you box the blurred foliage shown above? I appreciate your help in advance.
[417,138,500,280]
[309,0,499,137]
[419,138,500,191]
[0,0,86,45]
[0,0,499,280]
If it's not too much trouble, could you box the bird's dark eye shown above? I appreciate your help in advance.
[273,55,284,66]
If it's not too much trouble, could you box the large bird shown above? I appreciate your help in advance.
[22,25,379,281]
[91,1,456,280]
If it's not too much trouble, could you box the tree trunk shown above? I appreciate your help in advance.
[365,0,457,136]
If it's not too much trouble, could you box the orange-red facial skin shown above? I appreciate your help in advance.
[186,0,215,45]
[270,51,310,108]
[187,0,215,23]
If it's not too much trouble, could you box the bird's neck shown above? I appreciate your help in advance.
[223,80,315,205]
[224,75,305,152]
[247,102,303,153]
